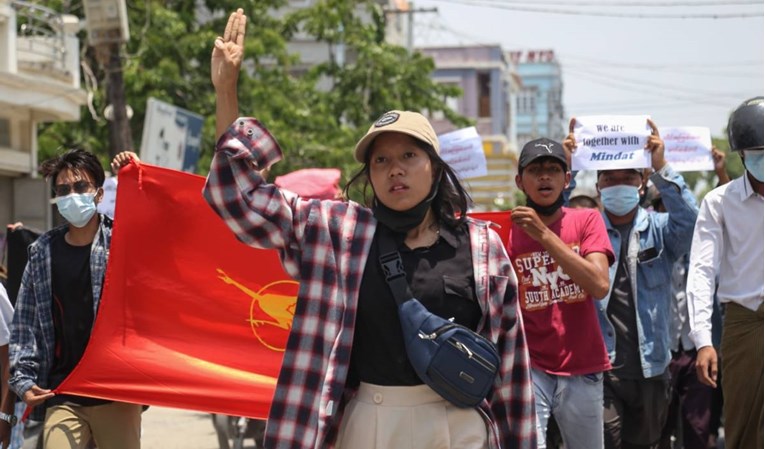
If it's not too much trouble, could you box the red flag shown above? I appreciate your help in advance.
[56,163,296,419]
[56,162,512,419]
[468,211,512,247]
[274,168,342,200]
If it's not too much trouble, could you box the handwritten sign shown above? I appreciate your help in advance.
[572,115,651,171]
[438,127,488,179]
[660,126,714,172]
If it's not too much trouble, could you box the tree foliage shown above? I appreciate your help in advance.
[38,0,467,194]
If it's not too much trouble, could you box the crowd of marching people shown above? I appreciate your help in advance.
[0,6,761,449]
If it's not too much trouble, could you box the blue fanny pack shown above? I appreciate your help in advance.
[378,229,500,408]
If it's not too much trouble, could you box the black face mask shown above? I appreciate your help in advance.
[526,193,564,216]
[372,173,441,233]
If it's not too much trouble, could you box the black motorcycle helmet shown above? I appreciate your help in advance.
[728,96,764,152]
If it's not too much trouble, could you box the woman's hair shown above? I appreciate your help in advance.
[343,136,472,227]
[40,148,105,188]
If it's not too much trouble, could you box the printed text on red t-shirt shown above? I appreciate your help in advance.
[514,244,587,311]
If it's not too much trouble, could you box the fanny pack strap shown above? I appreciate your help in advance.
[377,227,413,306]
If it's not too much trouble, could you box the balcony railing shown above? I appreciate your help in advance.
[12,0,74,80]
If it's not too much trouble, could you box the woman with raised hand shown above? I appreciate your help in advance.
[204,8,536,449]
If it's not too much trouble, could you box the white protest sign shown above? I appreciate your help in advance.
[97,176,118,219]
[140,97,205,172]
[659,126,714,172]
[438,127,488,179]
[572,115,652,171]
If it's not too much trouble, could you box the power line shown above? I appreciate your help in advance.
[567,98,747,110]
[559,53,764,69]
[385,5,438,52]
[416,20,497,47]
[565,64,754,99]
[415,21,763,80]
[444,0,762,6]
[435,0,762,18]
[559,56,763,78]
[565,67,739,107]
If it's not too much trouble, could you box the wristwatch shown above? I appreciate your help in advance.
[0,412,17,426]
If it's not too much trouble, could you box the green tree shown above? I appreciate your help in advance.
[37,0,466,194]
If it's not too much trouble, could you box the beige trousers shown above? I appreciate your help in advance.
[336,383,489,449]
[721,302,764,449]
[43,402,142,449]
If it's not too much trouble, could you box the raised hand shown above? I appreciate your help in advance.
[211,8,247,91]
[646,118,667,171]
[562,117,577,168]
[711,146,731,185]
[110,151,139,174]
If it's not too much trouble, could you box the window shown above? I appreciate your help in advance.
[0,119,9,147]
[477,72,491,118]
[517,88,537,115]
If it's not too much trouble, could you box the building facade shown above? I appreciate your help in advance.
[420,45,522,210]
[510,49,565,145]
[0,1,87,233]
[273,0,406,91]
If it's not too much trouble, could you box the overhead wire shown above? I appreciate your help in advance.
[418,19,762,80]
[440,0,762,7]
[415,13,758,121]
[433,0,762,19]
[564,67,741,107]
[564,64,751,99]
[559,53,764,69]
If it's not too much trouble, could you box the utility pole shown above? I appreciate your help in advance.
[97,43,133,160]
[82,0,131,161]
[384,3,437,53]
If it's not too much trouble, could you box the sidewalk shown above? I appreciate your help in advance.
[21,406,222,449]
[141,407,220,449]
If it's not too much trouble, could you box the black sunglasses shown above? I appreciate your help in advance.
[53,180,94,197]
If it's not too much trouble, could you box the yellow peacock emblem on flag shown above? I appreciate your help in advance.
[217,269,298,352]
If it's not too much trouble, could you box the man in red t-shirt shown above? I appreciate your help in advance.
[508,138,614,449]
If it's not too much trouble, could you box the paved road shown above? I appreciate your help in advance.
[141,407,221,449]
[21,406,228,449]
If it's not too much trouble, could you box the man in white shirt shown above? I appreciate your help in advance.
[687,96,764,449]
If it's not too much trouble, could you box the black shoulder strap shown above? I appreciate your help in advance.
[377,227,414,306]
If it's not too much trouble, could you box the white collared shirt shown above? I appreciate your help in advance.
[688,175,764,349]
[0,284,12,346]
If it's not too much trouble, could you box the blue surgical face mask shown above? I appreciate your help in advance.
[744,151,764,183]
[600,185,641,216]
[55,192,97,228]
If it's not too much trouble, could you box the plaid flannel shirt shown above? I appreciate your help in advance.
[9,217,111,421]
[203,118,536,449]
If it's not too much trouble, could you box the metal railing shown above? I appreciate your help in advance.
[12,0,70,75]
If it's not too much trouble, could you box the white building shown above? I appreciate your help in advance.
[0,0,87,231]
[273,0,407,90]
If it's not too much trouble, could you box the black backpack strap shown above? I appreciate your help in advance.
[377,227,414,306]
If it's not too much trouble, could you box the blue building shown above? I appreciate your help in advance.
[510,49,565,145]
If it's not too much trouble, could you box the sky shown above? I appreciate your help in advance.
[412,0,764,139]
